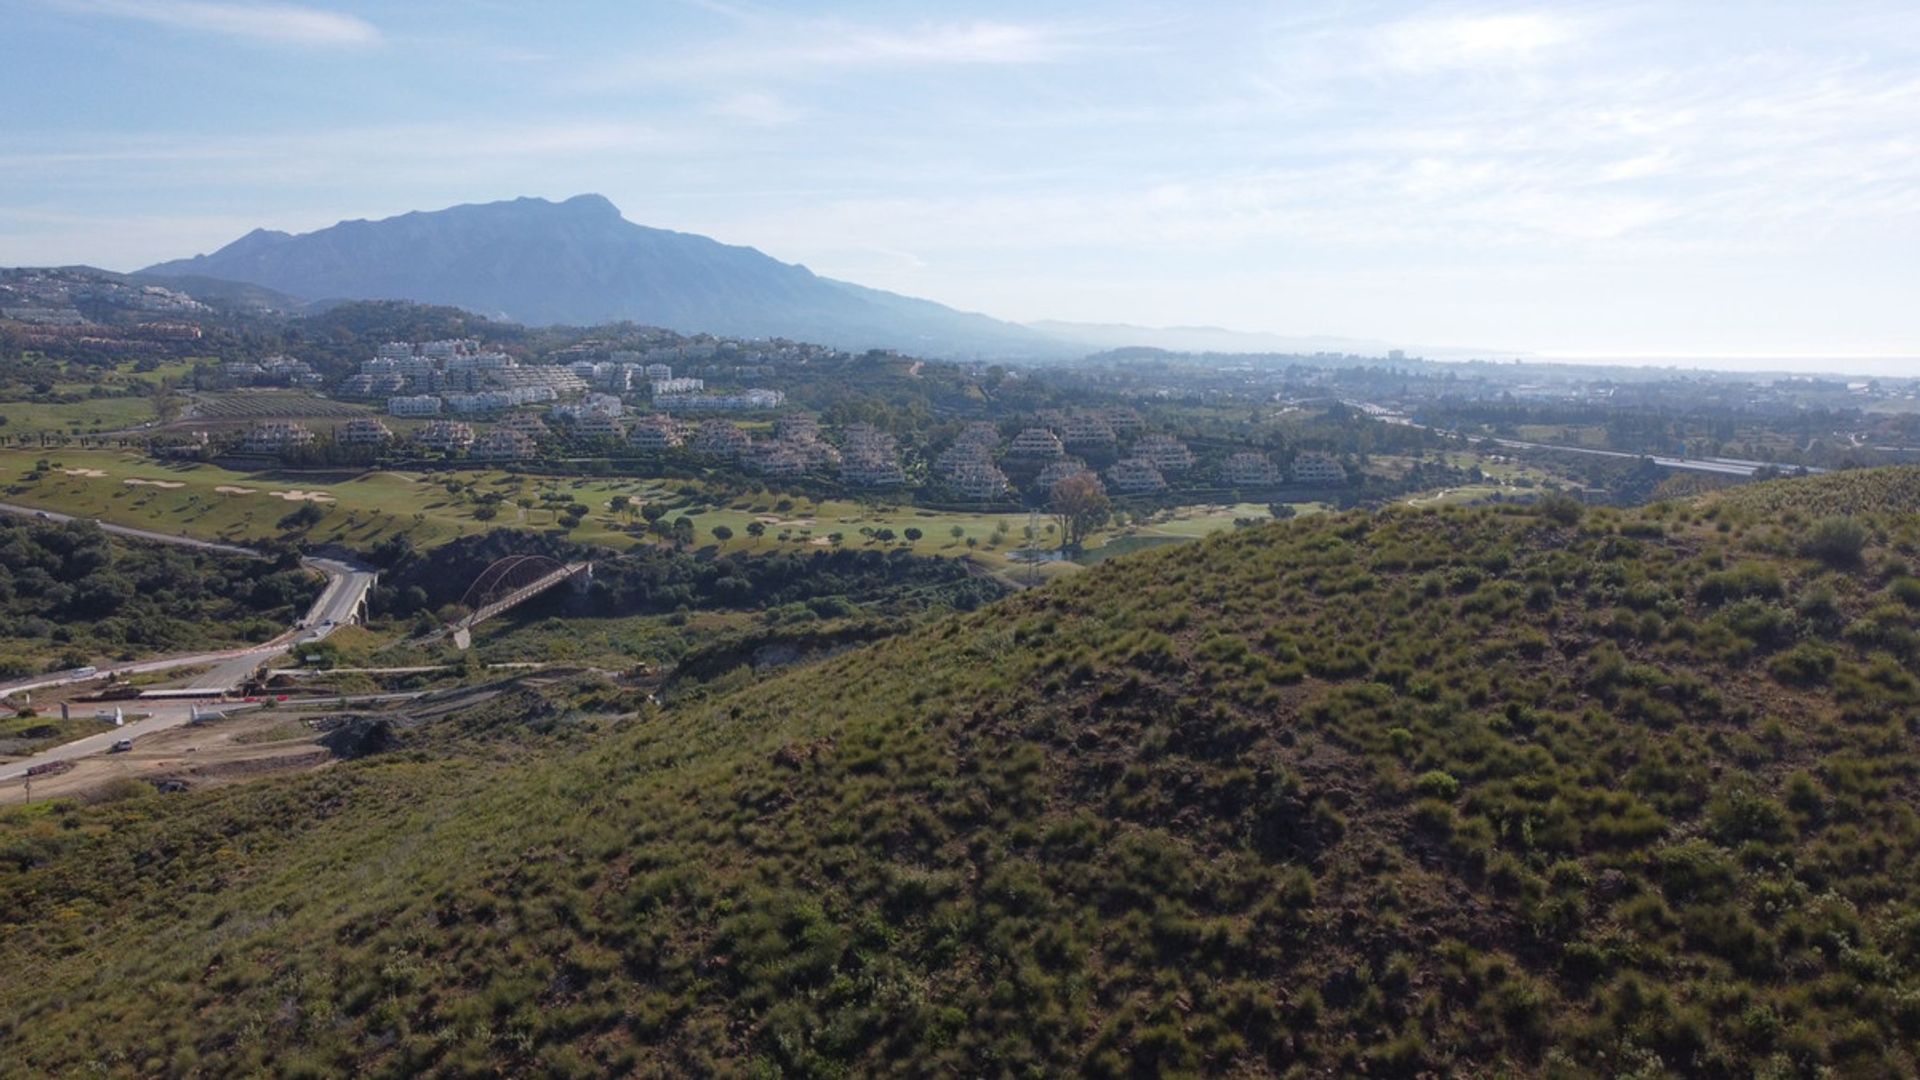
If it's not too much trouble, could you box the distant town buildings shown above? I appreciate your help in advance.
[1106,457,1167,494]
[689,419,752,459]
[443,387,558,414]
[553,392,625,424]
[653,388,786,412]
[742,441,810,479]
[568,412,626,441]
[388,394,442,417]
[1221,451,1279,486]
[838,423,904,487]
[213,355,322,390]
[948,460,1010,500]
[774,413,820,443]
[1104,407,1146,439]
[1292,451,1348,485]
[1036,459,1091,490]
[497,413,553,441]
[241,421,316,455]
[1134,434,1194,473]
[336,417,392,446]
[1062,413,1119,453]
[347,340,585,409]
[1007,427,1067,460]
[470,428,536,462]
[413,420,475,453]
[627,413,684,451]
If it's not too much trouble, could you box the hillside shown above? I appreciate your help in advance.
[140,195,1071,359]
[5,472,1920,1075]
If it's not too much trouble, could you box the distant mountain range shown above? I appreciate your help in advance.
[141,194,1075,359]
[129,193,1468,363]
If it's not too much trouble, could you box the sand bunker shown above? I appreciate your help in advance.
[809,537,833,546]
[124,478,185,489]
[756,515,817,527]
[268,489,336,503]
[61,468,107,478]
[214,485,256,495]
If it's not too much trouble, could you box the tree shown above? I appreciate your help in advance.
[609,494,632,519]
[903,527,923,543]
[1049,472,1111,553]
[278,502,327,532]
[641,502,668,524]
[950,525,966,540]
[711,524,734,542]
[746,521,766,538]
[671,516,696,548]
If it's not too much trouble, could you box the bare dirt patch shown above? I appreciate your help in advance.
[0,708,332,804]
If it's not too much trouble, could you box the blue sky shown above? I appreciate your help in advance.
[2,0,1916,367]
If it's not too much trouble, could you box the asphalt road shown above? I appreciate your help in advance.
[0,500,261,557]
[0,690,426,785]
[0,505,379,777]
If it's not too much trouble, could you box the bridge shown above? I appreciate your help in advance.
[428,555,593,650]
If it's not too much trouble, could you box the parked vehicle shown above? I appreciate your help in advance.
[109,738,133,753]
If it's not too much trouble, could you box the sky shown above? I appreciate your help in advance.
[1,0,1916,370]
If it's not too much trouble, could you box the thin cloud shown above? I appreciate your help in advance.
[53,0,380,47]
[570,18,1086,91]
[1377,13,1575,72]
[709,92,803,127]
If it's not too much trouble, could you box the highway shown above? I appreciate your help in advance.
[0,506,379,777]
[1366,411,1827,478]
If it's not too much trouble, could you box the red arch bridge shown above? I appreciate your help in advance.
[429,555,593,649]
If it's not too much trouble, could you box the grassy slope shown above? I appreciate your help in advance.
[5,471,1920,1075]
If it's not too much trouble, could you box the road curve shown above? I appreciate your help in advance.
[0,506,378,775]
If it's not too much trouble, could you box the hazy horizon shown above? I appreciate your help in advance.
[2,0,1916,372]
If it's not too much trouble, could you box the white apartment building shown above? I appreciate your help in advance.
[1221,451,1279,486]
[241,421,316,455]
[949,461,1010,500]
[1134,434,1195,473]
[1292,451,1348,485]
[470,428,536,461]
[1006,427,1066,460]
[627,414,684,450]
[336,418,393,445]
[1106,457,1167,494]
[414,420,475,452]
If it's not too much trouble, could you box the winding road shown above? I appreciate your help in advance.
[0,505,378,780]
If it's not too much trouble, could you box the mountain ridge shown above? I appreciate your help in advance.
[141,194,1075,359]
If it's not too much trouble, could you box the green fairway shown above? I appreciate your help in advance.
[0,396,160,437]
[0,447,1295,567]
